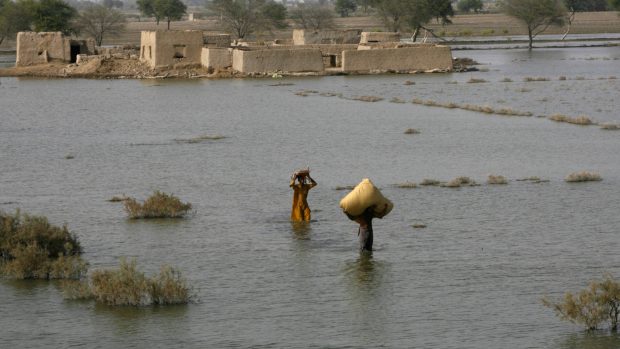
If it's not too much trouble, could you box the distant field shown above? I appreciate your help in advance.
[1,11,619,48]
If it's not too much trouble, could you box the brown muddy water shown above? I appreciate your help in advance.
[1,46,620,348]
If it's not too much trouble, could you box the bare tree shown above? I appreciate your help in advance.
[75,4,126,46]
[289,3,335,31]
[499,0,566,49]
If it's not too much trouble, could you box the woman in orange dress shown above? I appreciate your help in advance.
[289,169,317,222]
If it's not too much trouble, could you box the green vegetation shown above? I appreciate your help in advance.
[74,4,126,46]
[207,0,287,38]
[335,0,357,17]
[442,176,478,188]
[138,0,186,29]
[0,0,31,45]
[404,128,420,134]
[565,171,602,182]
[0,210,86,279]
[63,258,192,306]
[543,274,620,331]
[499,0,566,49]
[124,191,193,219]
[31,0,78,34]
[371,0,454,41]
[457,0,483,13]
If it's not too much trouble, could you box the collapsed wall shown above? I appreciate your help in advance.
[342,45,453,73]
[359,32,401,44]
[16,32,69,66]
[232,49,324,74]
[140,30,203,68]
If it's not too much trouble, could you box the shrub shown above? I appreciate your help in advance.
[487,175,508,185]
[352,95,383,102]
[404,128,420,134]
[442,176,477,188]
[467,78,487,83]
[565,171,602,183]
[124,191,192,219]
[63,258,192,306]
[548,114,594,126]
[0,210,85,279]
[543,274,620,331]
[524,76,549,82]
[420,179,441,186]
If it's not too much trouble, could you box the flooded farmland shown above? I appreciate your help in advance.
[1,46,619,348]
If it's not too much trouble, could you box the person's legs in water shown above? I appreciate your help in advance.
[358,226,373,252]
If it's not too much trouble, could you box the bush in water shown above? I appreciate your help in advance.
[543,274,620,331]
[0,210,86,279]
[124,191,192,219]
[62,258,192,306]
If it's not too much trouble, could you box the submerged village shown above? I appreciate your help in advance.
[4,29,454,78]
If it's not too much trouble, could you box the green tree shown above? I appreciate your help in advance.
[335,0,357,17]
[207,0,287,38]
[32,0,78,34]
[289,3,335,30]
[499,0,566,49]
[74,4,126,46]
[155,0,186,29]
[611,0,620,10]
[371,0,453,40]
[0,0,33,45]
[137,0,157,22]
[457,0,483,13]
[260,1,287,29]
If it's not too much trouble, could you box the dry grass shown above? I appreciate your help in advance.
[516,176,549,184]
[411,224,427,229]
[390,97,407,104]
[565,171,602,183]
[412,97,533,117]
[500,77,513,82]
[394,182,418,188]
[487,175,508,185]
[352,95,384,102]
[124,191,192,219]
[420,179,441,186]
[467,78,487,84]
[600,123,620,130]
[174,134,226,143]
[319,92,343,97]
[524,76,550,82]
[107,195,128,202]
[0,210,86,279]
[548,114,594,126]
[404,128,420,134]
[442,176,477,188]
[63,258,192,306]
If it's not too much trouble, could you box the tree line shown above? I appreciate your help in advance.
[2,0,620,48]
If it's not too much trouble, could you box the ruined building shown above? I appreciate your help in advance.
[16,32,95,66]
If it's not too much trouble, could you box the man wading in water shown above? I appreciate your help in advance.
[353,204,388,253]
[289,169,317,222]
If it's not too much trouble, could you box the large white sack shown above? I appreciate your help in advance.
[339,178,393,218]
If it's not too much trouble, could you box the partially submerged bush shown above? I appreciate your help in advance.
[467,78,487,83]
[548,114,594,126]
[124,191,192,219]
[442,176,477,188]
[404,128,420,134]
[63,258,192,306]
[0,210,85,279]
[543,274,620,331]
[565,171,602,183]
[524,76,550,82]
[390,97,406,103]
[394,182,417,188]
[487,175,508,185]
[352,95,383,102]
[420,179,441,186]
[600,123,620,130]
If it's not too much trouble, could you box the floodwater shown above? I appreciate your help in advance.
[1,46,619,348]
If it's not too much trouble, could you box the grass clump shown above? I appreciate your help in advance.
[174,135,226,144]
[500,77,513,83]
[352,95,383,102]
[524,76,550,82]
[0,210,86,279]
[404,128,420,134]
[394,182,417,188]
[565,171,602,183]
[419,179,441,186]
[467,78,487,84]
[600,123,620,130]
[487,175,508,185]
[542,274,620,331]
[442,176,477,188]
[107,195,128,202]
[63,258,192,306]
[124,191,192,219]
[548,114,594,126]
[390,97,406,104]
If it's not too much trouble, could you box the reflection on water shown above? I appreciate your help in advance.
[290,221,312,240]
[558,330,620,349]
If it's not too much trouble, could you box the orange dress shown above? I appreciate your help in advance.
[290,180,316,221]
